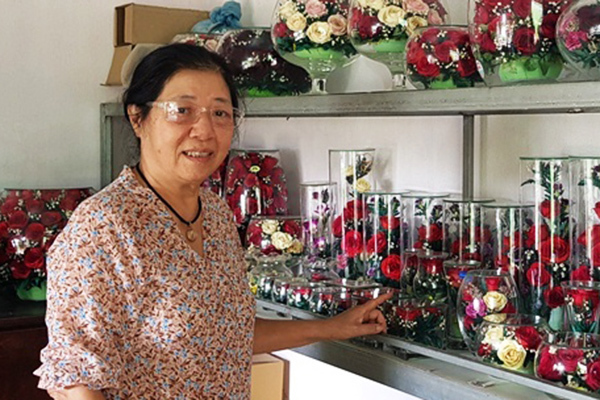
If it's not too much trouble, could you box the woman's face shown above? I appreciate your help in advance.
[132,69,235,186]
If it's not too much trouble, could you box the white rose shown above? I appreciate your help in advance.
[272,231,294,250]
[261,219,280,235]
[355,178,372,193]
[365,0,386,10]
[483,291,508,313]
[279,1,298,20]
[286,239,304,254]
[306,21,332,44]
[378,5,406,27]
[483,313,507,323]
[406,16,428,35]
[286,12,308,32]
[482,326,504,345]
[496,339,527,370]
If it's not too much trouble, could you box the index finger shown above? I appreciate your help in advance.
[361,291,393,311]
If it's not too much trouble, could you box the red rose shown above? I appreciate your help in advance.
[540,13,559,40]
[25,199,45,214]
[24,247,45,269]
[586,360,600,391]
[502,302,517,313]
[536,347,562,381]
[358,14,382,39]
[421,28,440,43]
[25,223,45,242]
[259,156,279,178]
[343,200,365,221]
[446,30,469,46]
[473,5,489,25]
[381,254,402,281]
[577,225,600,247]
[406,41,426,65]
[502,232,521,251]
[463,315,475,331]
[526,262,551,287]
[594,202,600,219]
[367,232,387,255]
[479,32,497,53]
[568,287,600,308]
[515,326,543,350]
[262,244,280,255]
[273,21,290,38]
[418,224,443,242]
[8,210,28,229]
[60,196,79,212]
[540,199,560,219]
[282,220,301,237]
[333,216,343,238]
[446,267,465,288]
[271,167,285,186]
[10,260,31,279]
[478,343,492,357]
[458,58,477,78]
[513,27,537,55]
[65,189,82,201]
[260,184,274,202]
[485,277,502,291]
[19,190,34,201]
[557,349,584,373]
[273,194,287,212]
[525,224,550,247]
[543,286,565,308]
[0,197,19,216]
[434,41,458,63]
[513,0,532,19]
[399,307,422,322]
[423,258,443,275]
[483,0,510,7]
[591,243,600,267]
[243,174,259,188]
[5,239,16,256]
[540,236,570,264]
[571,265,592,281]
[416,56,441,78]
[342,230,363,258]
[41,190,62,202]
[380,216,400,230]
[41,211,63,227]
[0,222,8,239]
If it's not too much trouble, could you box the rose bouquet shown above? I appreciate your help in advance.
[245,216,304,260]
[309,286,346,315]
[399,249,422,294]
[457,270,521,352]
[363,192,405,288]
[403,192,448,252]
[395,299,448,348]
[287,282,326,309]
[444,260,481,347]
[224,149,288,242]
[406,25,483,89]
[217,28,311,97]
[520,158,571,330]
[272,276,308,304]
[300,182,337,260]
[562,281,600,333]
[476,314,550,375]
[412,250,449,304]
[348,0,448,89]
[271,0,358,94]
[535,332,600,392]
[469,0,570,86]
[557,0,600,79]
[0,188,93,300]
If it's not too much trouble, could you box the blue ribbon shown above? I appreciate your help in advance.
[191,1,242,34]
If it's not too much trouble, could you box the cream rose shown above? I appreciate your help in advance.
[307,21,332,44]
[279,1,298,20]
[365,0,386,10]
[378,5,406,27]
[403,0,430,15]
[286,239,304,254]
[261,219,280,235]
[497,339,527,370]
[483,313,507,323]
[406,16,428,35]
[272,231,294,250]
[355,178,372,193]
[482,326,505,345]
[287,12,308,32]
[328,14,348,36]
[483,291,508,313]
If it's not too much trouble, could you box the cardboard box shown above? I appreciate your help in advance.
[104,45,134,86]
[114,3,209,46]
[251,354,289,400]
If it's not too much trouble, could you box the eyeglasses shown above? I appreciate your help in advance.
[147,100,244,129]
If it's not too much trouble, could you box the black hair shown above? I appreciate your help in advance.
[122,44,241,125]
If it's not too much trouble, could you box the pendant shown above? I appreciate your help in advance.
[186,229,197,242]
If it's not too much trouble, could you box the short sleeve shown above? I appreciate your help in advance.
[34,203,125,391]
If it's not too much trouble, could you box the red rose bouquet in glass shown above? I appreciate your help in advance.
[476,314,550,375]
[399,249,422,294]
[248,256,294,299]
[0,188,94,300]
[348,0,448,90]
[520,157,571,331]
[309,286,347,315]
[444,259,481,348]
[406,25,483,89]
[457,270,521,352]
[201,156,227,197]
[287,282,326,309]
[272,276,308,304]
[395,298,448,349]
[468,0,570,86]
[412,250,450,303]
[245,216,304,260]
[224,149,289,242]
[562,281,600,333]
[403,192,448,252]
[535,332,600,392]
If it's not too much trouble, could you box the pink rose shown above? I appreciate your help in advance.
[565,31,588,51]
[427,9,443,25]
[305,0,327,18]
[328,14,347,36]
[403,0,430,15]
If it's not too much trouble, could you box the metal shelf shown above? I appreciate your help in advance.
[257,299,599,400]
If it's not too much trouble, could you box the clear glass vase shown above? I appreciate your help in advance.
[348,0,449,90]
[468,0,571,86]
[247,255,294,300]
[271,0,359,95]
[245,216,304,261]
[413,250,450,304]
[562,280,600,333]
[444,259,481,348]
[329,149,376,279]
[402,192,448,252]
[300,181,337,261]
[520,157,571,330]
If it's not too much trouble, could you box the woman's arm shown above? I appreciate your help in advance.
[253,293,392,354]
[48,386,106,400]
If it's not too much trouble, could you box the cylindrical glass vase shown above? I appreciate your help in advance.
[562,281,600,333]
[403,192,449,252]
[443,198,495,262]
[520,157,571,330]
[363,191,406,288]
[300,181,337,261]
[329,149,376,279]
[413,251,450,304]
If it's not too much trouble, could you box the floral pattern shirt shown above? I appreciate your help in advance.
[34,167,255,399]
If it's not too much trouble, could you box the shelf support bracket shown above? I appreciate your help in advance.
[462,115,475,198]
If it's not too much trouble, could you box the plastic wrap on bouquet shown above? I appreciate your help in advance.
[363,191,407,288]
[571,157,600,281]
[224,149,288,242]
[403,192,448,252]
[300,182,337,261]
[329,149,376,279]
[443,198,495,262]
[520,157,571,330]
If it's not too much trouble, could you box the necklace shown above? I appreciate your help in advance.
[135,164,202,242]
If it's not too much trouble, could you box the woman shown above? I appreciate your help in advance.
[35,44,390,400]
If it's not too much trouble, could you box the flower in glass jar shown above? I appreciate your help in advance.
[515,326,543,351]
[365,0,386,11]
[406,16,427,34]
[261,219,280,235]
[536,346,562,381]
[378,5,406,27]
[543,286,565,309]
[305,0,328,17]
[483,313,507,323]
[483,291,508,312]
[381,254,402,280]
[279,1,298,19]
[497,339,527,370]
[482,326,505,344]
[287,239,304,254]
[328,14,348,36]
[307,21,333,44]
[272,231,294,250]
[287,12,308,32]
[403,0,430,15]
[466,297,487,318]
[354,178,371,193]
[586,360,600,391]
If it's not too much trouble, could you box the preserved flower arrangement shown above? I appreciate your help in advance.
[301,182,337,260]
[412,251,449,304]
[396,299,448,349]
[399,249,422,295]
[248,256,293,299]
[287,282,326,309]
[201,157,227,197]
[245,216,304,259]
[403,192,448,252]
[309,286,346,315]
[562,281,600,333]
[444,260,481,347]
[272,276,308,304]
